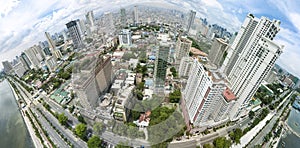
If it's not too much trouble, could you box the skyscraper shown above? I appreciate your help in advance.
[133,6,138,26]
[20,52,31,69]
[183,59,236,127]
[154,44,170,94]
[86,11,95,27]
[175,36,192,64]
[73,55,113,109]
[208,38,229,68]
[186,10,196,33]
[45,32,56,50]
[24,45,45,69]
[66,20,83,49]
[120,8,126,27]
[178,57,193,78]
[2,61,13,74]
[221,14,284,119]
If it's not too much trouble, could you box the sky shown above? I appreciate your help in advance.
[0,0,300,77]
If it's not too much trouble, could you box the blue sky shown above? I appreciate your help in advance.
[0,0,300,77]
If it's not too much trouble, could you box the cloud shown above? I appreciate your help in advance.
[0,0,20,18]
[0,0,300,79]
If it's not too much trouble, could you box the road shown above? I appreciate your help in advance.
[101,131,150,147]
[247,91,293,147]
[37,103,87,148]
[32,107,69,148]
[40,93,80,125]
[10,77,87,148]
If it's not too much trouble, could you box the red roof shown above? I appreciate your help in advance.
[223,88,236,102]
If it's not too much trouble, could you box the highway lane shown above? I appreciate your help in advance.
[33,107,69,148]
[247,92,292,147]
[37,103,87,148]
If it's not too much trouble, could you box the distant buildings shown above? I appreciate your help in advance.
[66,20,83,49]
[175,36,192,65]
[186,10,196,34]
[208,38,229,68]
[120,8,126,27]
[2,61,13,74]
[85,11,95,27]
[221,14,284,119]
[178,57,193,78]
[45,56,57,72]
[13,61,26,77]
[118,29,132,46]
[45,32,56,50]
[264,71,278,84]
[133,6,139,26]
[24,45,45,69]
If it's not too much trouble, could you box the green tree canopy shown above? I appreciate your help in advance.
[75,123,87,139]
[58,113,68,126]
[87,135,102,148]
[93,122,105,135]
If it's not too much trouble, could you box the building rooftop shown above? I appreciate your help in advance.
[223,88,236,102]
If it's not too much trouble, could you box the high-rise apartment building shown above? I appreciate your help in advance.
[120,8,126,27]
[208,38,229,68]
[66,20,83,49]
[186,10,196,33]
[175,36,192,64]
[45,56,57,72]
[13,61,26,78]
[154,44,170,94]
[45,32,56,50]
[183,59,236,127]
[221,14,284,119]
[20,52,31,70]
[86,11,95,27]
[73,55,113,109]
[2,61,13,74]
[118,29,132,45]
[178,57,193,78]
[24,45,45,69]
[52,50,63,60]
[133,6,138,26]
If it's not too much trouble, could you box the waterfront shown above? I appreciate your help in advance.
[278,108,300,148]
[0,80,33,148]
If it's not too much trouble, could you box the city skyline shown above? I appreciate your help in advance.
[0,0,299,78]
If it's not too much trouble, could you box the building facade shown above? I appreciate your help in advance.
[2,61,13,74]
[183,59,235,127]
[178,57,193,78]
[186,10,196,34]
[175,36,192,64]
[118,29,132,45]
[66,20,83,49]
[208,38,229,68]
[221,14,284,119]
[154,44,170,94]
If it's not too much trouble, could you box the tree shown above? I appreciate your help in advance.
[213,137,231,148]
[203,143,213,148]
[78,115,86,124]
[93,122,105,135]
[58,113,68,126]
[229,128,243,144]
[87,136,102,148]
[170,67,177,77]
[249,111,255,119]
[75,123,87,140]
[169,89,181,103]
